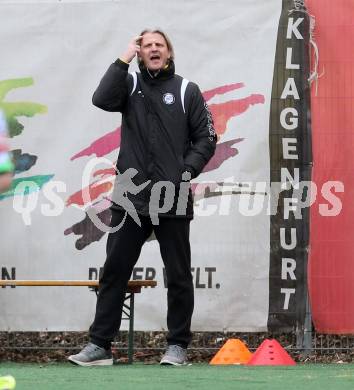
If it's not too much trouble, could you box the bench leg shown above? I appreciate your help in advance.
[123,292,135,364]
[128,293,135,364]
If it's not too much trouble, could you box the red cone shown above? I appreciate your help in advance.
[247,339,296,366]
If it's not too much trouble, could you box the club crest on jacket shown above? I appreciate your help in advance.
[162,93,175,105]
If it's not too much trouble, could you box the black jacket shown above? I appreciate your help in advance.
[92,59,216,218]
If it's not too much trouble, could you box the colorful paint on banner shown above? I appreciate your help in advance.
[0,78,54,200]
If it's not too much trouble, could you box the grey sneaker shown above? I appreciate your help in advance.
[160,345,187,366]
[68,342,113,366]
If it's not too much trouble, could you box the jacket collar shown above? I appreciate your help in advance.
[139,60,175,83]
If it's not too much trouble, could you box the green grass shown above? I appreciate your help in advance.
[1,363,354,390]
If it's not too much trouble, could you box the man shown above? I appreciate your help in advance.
[68,29,216,366]
[0,110,13,193]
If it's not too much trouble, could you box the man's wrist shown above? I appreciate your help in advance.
[114,58,130,70]
[119,57,130,65]
[119,51,135,64]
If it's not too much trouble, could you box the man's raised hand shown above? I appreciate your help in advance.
[120,36,143,64]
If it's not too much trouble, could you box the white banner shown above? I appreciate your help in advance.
[0,0,282,331]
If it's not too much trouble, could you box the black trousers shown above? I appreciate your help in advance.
[89,209,194,349]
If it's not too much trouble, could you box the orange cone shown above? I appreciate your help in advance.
[247,339,296,366]
[209,338,252,365]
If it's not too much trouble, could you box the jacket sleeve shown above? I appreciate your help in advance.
[184,84,217,178]
[92,59,132,112]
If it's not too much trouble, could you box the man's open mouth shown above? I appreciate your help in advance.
[150,55,161,61]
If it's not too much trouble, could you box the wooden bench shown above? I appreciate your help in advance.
[0,279,157,363]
